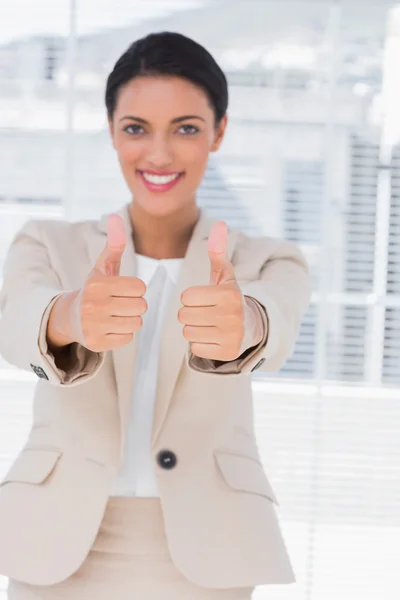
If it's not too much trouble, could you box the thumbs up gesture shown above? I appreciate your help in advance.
[179,221,256,361]
[64,214,147,352]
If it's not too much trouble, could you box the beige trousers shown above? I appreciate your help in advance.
[8,497,254,599]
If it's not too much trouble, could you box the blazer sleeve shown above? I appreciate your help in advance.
[188,237,311,375]
[0,219,105,386]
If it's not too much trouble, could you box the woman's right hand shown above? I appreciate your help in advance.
[47,214,147,353]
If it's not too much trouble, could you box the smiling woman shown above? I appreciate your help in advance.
[0,30,311,600]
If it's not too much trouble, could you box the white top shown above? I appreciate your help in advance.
[111,253,183,497]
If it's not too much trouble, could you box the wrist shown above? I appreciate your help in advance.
[239,296,264,355]
[46,291,79,350]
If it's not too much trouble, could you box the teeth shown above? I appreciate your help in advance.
[142,172,180,185]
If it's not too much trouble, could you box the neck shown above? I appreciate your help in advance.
[128,199,200,259]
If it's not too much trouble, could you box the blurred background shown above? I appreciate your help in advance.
[0,0,399,598]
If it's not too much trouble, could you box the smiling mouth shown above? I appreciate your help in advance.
[139,171,181,184]
[137,170,184,191]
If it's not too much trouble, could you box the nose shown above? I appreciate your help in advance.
[146,133,173,169]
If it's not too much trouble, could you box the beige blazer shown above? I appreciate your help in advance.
[0,203,311,590]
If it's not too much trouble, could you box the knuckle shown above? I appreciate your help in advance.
[86,277,103,293]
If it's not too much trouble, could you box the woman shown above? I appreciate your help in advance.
[0,32,311,599]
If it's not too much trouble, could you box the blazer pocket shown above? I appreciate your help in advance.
[214,451,279,505]
[0,447,62,486]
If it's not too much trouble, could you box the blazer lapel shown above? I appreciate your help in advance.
[151,210,239,446]
[86,204,138,460]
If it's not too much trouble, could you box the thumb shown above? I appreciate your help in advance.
[92,214,127,277]
[208,221,236,285]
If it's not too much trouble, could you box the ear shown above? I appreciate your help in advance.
[210,114,228,153]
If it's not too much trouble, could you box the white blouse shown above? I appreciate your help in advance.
[111,254,183,497]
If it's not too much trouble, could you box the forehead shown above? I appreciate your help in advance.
[115,75,213,118]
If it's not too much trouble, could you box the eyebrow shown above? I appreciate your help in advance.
[119,115,205,124]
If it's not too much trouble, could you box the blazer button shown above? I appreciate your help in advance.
[156,450,177,470]
[29,364,49,380]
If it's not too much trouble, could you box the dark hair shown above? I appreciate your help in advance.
[105,31,228,124]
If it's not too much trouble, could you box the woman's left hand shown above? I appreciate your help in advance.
[178,221,264,361]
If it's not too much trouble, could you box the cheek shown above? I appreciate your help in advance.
[177,138,210,170]
[115,137,144,166]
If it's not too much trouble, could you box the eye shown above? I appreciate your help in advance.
[123,124,145,136]
[177,124,199,136]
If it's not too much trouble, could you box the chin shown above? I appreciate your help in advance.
[135,195,188,217]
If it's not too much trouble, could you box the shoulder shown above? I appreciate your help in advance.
[232,232,310,283]
[233,229,308,269]
[16,216,101,249]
